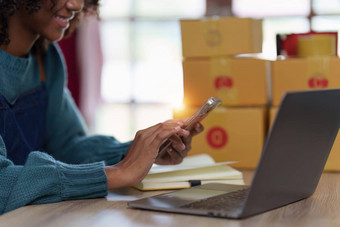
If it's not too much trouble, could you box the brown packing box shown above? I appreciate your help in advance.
[298,34,336,58]
[269,107,340,172]
[180,17,263,58]
[183,57,270,107]
[271,57,340,106]
[173,106,266,169]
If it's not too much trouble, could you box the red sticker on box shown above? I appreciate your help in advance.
[308,75,328,89]
[206,126,228,149]
[215,75,233,89]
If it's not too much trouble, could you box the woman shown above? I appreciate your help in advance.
[0,0,203,214]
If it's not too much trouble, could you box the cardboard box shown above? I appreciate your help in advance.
[277,31,338,57]
[269,107,340,172]
[173,106,266,169]
[268,107,277,129]
[271,57,340,106]
[180,17,263,58]
[298,34,336,58]
[183,57,270,107]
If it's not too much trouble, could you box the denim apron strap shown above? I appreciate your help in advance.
[36,53,46,82]
[0,54,48,165]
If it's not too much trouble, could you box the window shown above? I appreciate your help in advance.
[232,0,311,18]
[313,0,340,14]
[232,0,311,60]
[312,0,340,56]
[99,0,206,105]
[232,0,340,58]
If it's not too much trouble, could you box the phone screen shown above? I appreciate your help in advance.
[182,97,222,131]
[158,97,222,155]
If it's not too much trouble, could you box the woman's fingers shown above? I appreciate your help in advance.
[115,121,187,186]
[150,128,182,151]
[166,147,184,164]
[121,118,204,170]
[191,122,204,135]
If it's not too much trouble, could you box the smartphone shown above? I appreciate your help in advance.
[158,97,222,155]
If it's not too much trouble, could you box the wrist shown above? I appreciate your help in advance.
[104,165,128,189]
[104,163,139,190]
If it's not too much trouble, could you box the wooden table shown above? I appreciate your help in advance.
[1,171,340,227]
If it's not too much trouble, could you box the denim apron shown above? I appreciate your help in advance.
[0,54,47,165]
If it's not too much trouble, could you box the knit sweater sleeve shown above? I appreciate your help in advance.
[43,44,131,165]
[0,136,107,214]
[0,43,130,215]
[45,87,131,165]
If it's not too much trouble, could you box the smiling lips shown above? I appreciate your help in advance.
[54,15,73,28]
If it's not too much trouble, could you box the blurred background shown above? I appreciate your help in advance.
[59,0,340,142]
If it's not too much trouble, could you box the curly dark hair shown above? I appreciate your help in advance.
[0,0,100,53]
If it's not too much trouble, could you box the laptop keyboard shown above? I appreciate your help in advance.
[179,188,249,215]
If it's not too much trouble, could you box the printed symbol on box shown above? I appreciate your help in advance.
[206,126,228,149]
[308,74,328,88]
[215,76,233,89]
[205,29,221,47]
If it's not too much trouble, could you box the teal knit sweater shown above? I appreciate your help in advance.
[0,44,131,214]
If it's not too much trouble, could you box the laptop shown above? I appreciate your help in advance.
[128,89,340,219]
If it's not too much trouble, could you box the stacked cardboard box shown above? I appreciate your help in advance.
[175,17,268,169]
[277,32,338,57]
[271,32,340,171]
[176,25,340,171]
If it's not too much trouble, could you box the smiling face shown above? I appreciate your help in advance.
[11,0,84,43]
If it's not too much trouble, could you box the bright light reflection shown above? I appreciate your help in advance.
[232,0,310,18]
[172,101,185,111]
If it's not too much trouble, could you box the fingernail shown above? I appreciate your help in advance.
[196,123,201,130]
[175,126,181,131]
[183,129,190,136]
[66,1,73,7]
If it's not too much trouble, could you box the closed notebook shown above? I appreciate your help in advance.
[134,154,244,191]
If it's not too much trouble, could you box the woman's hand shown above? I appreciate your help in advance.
[104,120,190,190]
[155,120,204,165]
